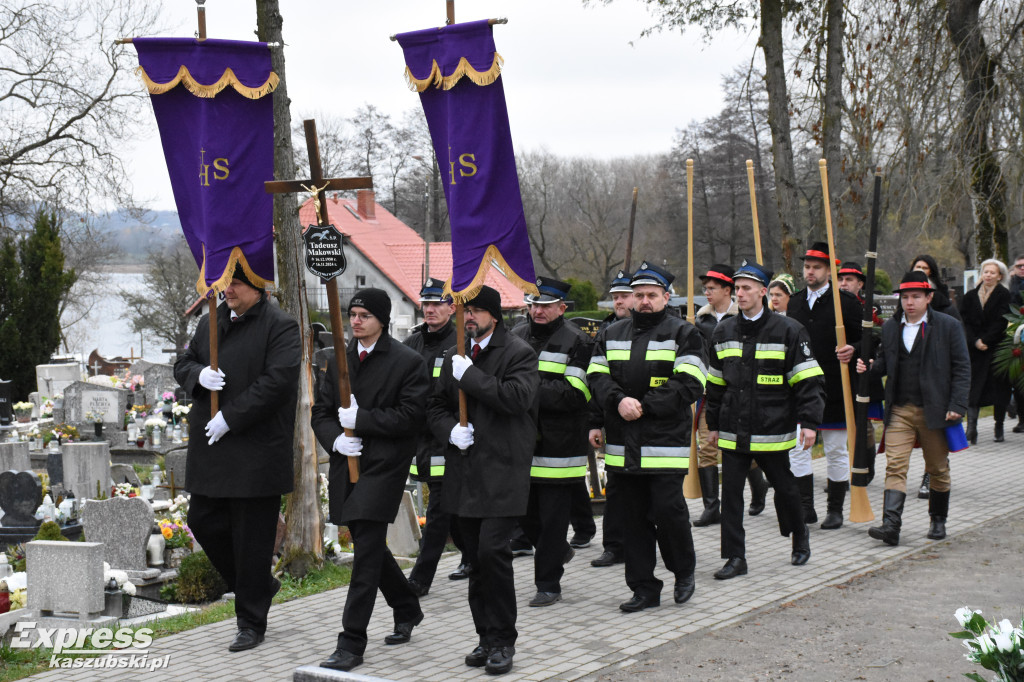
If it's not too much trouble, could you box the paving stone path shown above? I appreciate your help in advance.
[27,416,1022,681]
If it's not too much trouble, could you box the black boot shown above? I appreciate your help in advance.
[693,466,721,527]
[927,489,949,540]
[820,480,847,529]
[747,466,769,516]
[791,525,811,565]
[868,489,905,546]
[795,474,817,524]
[917,472,930,500]
[994,421,1004,443]
[966,407,979,445]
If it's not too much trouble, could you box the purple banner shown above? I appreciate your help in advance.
[133,37,277,296]
[395,21,537,302]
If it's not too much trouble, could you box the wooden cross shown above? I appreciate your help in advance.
[265,119,372,484]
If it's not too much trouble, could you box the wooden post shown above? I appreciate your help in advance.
[456,304,468,426]
[196,0,207,41]
[746,159,763,264]
[208,297,218,417]
[624,187,638,271]
[683,158,701,500]
[264,119,374,483]
[818,159,867,522]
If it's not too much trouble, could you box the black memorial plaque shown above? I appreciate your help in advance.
[303,224,347,280]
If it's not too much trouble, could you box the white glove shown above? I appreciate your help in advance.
[337,394,359,430]
[199,366,226,391]
[450,423,475,449]
[205,411,230,445]
[333,434,363,457]
[451,354,473,381]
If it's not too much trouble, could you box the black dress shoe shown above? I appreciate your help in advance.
[485,646,515,675]
[320,648,363,672]
[227,628,264,652]
[563,546,575,564]
[449,563,473,580]
[673,574,695,604]
[407,578,429,597]
[714,557,748,580]
[791,529,811,566]
[510,540,534,557]
[569,533,592,549]
[528,591,562,607]
[619,593,660,612]
[465,645,491,667]
[590,551,624,567]
[384,612,423,645]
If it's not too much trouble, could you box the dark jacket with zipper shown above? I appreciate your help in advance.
[706,310,825,452]
[311,333,429,524]
[427,323,539,518]
[174,297,300,498]
[403,320,457,482]
[511,315,593,484]
[587,308,706,475]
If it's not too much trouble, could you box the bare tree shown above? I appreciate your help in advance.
[118,238,198,352]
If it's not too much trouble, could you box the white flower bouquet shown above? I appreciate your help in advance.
[951,607,1024,681]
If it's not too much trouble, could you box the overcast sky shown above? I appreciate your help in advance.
[130,0,756,211]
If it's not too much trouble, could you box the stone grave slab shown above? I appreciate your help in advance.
[35,363,80,398]
[45,452,63,486]
[142,364,177,406]
[162,449,188,499]
[27,541,105,619]
[28,392,41,420]
[62,442,111,500]
[110,463,142,488]
[62,381,128,429]
[80,496,154,570]
[0,442,30,472]
[386,491,421,557]
[0,471,42,528]
[128,359,155,378]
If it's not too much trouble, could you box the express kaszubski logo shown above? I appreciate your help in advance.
[11,622,169,672]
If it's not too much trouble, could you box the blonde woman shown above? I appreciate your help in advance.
[959,259,1012,443]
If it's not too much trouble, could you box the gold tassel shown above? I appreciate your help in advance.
[196,245,272,297]
[402,53,503,93]
[137,65,279,99]
[442,244,539,304]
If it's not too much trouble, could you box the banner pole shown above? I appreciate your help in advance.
[747,159,763,264]
[683,158,701,500]
[208,296,218,418]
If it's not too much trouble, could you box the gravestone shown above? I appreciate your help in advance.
[62,381,128,429]
[0,379,12,426]
[142,364,177,406]
[62,442,111,500]
[110,463,142,488]
[28,392,41,420]
[27,541,107,621]
[128,359,155,378]
[0,442,30,472]
[163,449,188,499]
[35,363,80,398]
[45,452,63,486]
[385,491,421,557]
[80,496,154,571]
[0,471,43,527]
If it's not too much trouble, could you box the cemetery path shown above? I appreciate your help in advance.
[24,416,1024,682]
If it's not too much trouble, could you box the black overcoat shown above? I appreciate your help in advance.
[311,333,428,524]
[174,297,300,498]
[427,323,539,518]
[960,285,1011,407]
[870,308,971,430]
[788,285,863,424]
[403,320,457,482]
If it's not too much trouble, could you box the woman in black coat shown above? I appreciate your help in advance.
[960,259,1012,443]
[911,255,962,322]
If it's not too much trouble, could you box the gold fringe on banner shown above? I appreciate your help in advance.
[195,245,271,297]
[137,65,279,99]
[404,52,504,92]
[442,244,539,304]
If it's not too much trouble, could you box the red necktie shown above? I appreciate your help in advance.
[359,350,368,362]
[471,344,480,360]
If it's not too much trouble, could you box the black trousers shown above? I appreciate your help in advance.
[618,473,695,600]
[568,477,597,537]
[409,481,467,587]
[721,450,805,559]
[338,519,422,655]
[188,494,280,634]
[459,516,518,648]
[601,471,624,556]
[520,484,571,593]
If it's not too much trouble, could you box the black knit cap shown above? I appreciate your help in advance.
[465,285,502,321]
[349,288,392,327]
[232,263,264,293]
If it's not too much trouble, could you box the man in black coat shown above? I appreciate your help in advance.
[512,276,594,607]
[427,285,539,676]
[857,271,970,545]
[173,265,300,652]
[787,242,861,529]
[403,278,469,594]
[312,288,429,673]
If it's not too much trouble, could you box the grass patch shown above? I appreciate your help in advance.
[0,561,352,681]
